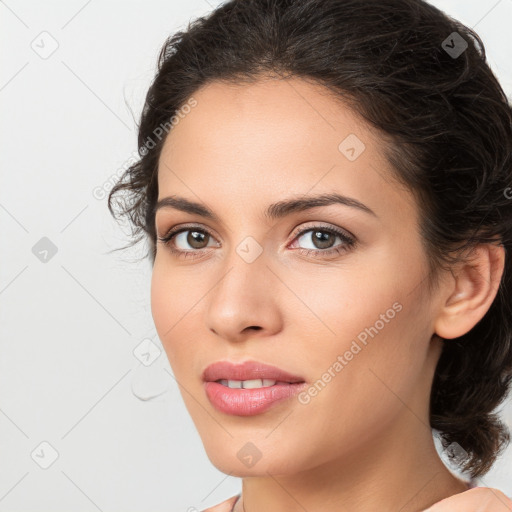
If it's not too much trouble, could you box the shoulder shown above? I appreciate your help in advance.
[201,494,240,512]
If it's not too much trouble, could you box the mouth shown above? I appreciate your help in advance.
[202,360,307,416]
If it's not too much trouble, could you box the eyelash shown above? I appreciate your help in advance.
[157,223,356,261]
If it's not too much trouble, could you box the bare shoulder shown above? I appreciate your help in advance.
[201,494,240,512]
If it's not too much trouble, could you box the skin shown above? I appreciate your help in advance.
[424,487,512,512]
[150,76,507,512]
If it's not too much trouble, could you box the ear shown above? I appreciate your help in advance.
[434,242,505,340]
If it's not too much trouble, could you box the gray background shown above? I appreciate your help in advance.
[1,1,511,510]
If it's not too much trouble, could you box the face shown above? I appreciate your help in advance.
[151,77,442,477]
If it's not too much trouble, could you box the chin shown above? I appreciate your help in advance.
[205,442,303,477]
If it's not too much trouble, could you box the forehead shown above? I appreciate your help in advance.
[161,77,374,162]
[156,77,416,224]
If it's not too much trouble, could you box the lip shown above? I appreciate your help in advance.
[202,360,307,416]
[202,360,305,383]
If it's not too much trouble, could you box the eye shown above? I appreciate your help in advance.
[157,224,219,260]
[289,224,356,258]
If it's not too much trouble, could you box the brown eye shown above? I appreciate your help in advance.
[302,229,337,249]
[160,228,217,250]
[157,225,219,260]
[289,225,356,259]
[181,229,210,249]
[294,226,354,249]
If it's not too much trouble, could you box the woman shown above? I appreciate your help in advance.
[108,0,512,510]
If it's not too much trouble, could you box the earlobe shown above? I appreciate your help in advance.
[434,243,505,340]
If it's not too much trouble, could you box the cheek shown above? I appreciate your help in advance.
[287,257,430,418]
[150,261,209,375]
[290,238,429,360]
[283,260,403,358]
[150,262,185,367]
[150,263,170,339]
[150,257,191,334]
[286,321,424,463]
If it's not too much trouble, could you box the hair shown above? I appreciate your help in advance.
[108,0,512,479]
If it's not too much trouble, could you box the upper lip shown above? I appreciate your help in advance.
[202,360,305,383]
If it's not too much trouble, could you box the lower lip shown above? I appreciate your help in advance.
[204,381,307,416]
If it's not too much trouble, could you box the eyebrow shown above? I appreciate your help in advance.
[153,192,377,221]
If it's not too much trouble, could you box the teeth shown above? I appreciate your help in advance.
[218,379,277,389]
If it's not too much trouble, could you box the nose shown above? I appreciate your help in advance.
[204,249,283,343]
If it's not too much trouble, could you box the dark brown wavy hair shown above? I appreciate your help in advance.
[108,0,512,479]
